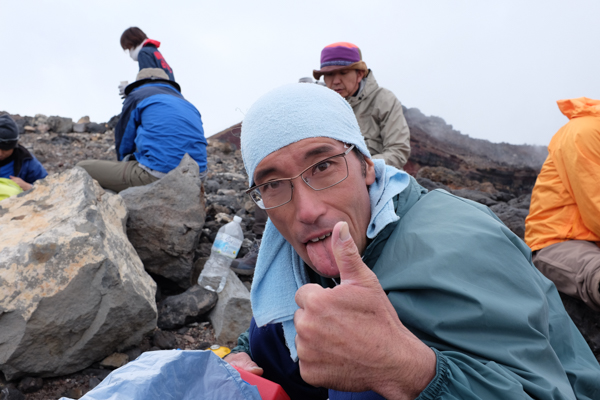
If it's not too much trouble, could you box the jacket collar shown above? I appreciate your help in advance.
[347,69,379,106]
[362,177,428,269]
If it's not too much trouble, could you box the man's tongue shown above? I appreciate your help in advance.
[306,235,339,277]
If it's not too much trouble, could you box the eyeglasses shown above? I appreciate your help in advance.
[246,144,355,210]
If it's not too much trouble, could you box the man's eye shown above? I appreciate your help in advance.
[313,161,331,174]
[261,181,281,193]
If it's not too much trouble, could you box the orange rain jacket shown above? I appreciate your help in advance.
[525,97,600,251]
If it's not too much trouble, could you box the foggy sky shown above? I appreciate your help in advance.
[2,0,599,146]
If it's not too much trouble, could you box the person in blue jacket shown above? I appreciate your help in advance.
[120,27,174,81]
[0,114,47,191]
[225,84,600,399]
[78,68,207,193]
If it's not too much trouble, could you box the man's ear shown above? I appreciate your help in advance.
[364,157,376,185]
[356,69,365,82]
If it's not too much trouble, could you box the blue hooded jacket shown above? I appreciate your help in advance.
[116,83,207,174]
[0,145,47,184]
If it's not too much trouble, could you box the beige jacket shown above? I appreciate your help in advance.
[346,71,411,169]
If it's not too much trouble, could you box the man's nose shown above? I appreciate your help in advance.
[291,180,326,225]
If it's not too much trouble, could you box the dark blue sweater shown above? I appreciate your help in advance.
[138,43,175,81]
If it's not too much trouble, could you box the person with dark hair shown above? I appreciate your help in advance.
[0,114,47,191]
[119,26,174,96]
[78,68,207,193]
[224,84,600,399]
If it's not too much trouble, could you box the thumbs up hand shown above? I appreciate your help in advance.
[294,221,436,399]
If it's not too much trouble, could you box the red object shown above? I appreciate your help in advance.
[233,366,290,400]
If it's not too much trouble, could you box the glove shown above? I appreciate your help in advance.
[118,81,128,98]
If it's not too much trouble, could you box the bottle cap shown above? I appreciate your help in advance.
[233,216,242,223]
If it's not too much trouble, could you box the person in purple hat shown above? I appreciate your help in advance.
[313,42,410,170]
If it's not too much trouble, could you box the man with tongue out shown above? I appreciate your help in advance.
[224,83,600,400]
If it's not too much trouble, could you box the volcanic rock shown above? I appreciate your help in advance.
[152,330,177,350]
[73,123,86,133]
[86,122,107,134]
[120,154,206,289]
[99,353,129,369]
[46,116,74,134]
[0,386,24,400]
[208,269,251,344]
[17,377,43,394]
[157,285,218,330]
[489,202,530,239]
[0,167,157,381]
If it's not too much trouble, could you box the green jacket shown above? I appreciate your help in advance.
[236,178,600,399]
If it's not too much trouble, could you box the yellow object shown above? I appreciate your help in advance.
[525,97,600,251]
[0,178,23,201]
[207,344,231,358]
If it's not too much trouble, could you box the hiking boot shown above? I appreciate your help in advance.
[231,239,260,276]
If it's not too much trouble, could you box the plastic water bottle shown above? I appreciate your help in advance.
[198,216,244,293]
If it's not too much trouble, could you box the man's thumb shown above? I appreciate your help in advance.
[332,221,376,286]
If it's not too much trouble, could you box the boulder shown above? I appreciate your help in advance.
[508,193,532,210]
[120,154,206,289]
[17,377,43,394]
[0,168,157,381]
[46,116,73,134]
[106,115,120,130]
[489,202,529,239]
[33,114,47,126]
[73,123,86,133]
[208,269,251,344]
[86,122,106,134]
[0,386,24,399]
[157,285,218,330]
[152,330,177,349]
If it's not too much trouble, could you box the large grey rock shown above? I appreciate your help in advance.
[0,168,157,381]
[86,122,106,134]
[46,116,73,134]
[208,269,251,343]
[73,123,86,133]
[120,154,206,289]
[508,193,532,210]
[157,285,218,330]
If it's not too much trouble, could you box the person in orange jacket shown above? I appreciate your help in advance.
[525,97,600,311]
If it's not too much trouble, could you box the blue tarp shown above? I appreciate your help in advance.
[60,350,261,400]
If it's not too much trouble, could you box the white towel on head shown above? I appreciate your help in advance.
[250,159,409,361]
[240,83,371,187]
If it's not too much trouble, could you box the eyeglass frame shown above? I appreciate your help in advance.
[245,144,356,210]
